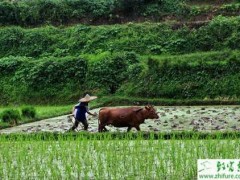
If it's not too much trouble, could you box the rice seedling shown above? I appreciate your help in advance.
[0,132,239,179]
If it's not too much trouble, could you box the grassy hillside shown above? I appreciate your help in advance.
[0,50,239,104]
[0,16,239,58]
[122,51,240,99]
[0,0,239,105]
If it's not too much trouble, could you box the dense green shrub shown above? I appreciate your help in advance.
[21,106,36,118]
[0,1,17,24]
[0,27,24,58]
[0,51,141,104]
[0,0,239,27]
[18,57,87,90]
[1,109,21,124]
[0,56,88,104]
[0,0,187,26]
[0,27,56,58]
[87,52,140,94]
[220,3,240,13]
[120,51,240,99]
[0,56,24,75]
[0,50,240,104]
[226,32,240,49]
[0,16,239,58]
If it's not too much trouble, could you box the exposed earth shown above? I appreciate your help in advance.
[0,106,240,134]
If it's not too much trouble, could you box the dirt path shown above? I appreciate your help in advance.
[0,106,240,134]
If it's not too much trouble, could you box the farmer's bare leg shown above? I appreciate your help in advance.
[82,119,88,130]
[69,120,79,131]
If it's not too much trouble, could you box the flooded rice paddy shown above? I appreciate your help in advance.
[0,106,239,134]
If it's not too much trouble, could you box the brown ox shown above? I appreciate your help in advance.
[98,105,159,132]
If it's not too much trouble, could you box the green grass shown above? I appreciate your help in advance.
[80,51,112,63]
[35,105,72,119]
[0,105,73,128]
[0,105,72,119]
[96,96,240,107]
[0,133,239,179]
[141,50,240,65]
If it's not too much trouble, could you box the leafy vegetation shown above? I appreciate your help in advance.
[0,2,239,105]
[0,0,239,27]
[21,106,36,118]
[0,0,187,26]
[121,50,240,99]
[0,16,239,59]
[1,109,21,124]
[185,3,240,18]
[0,105,72,129]
[0,50,240,104]
[0,56,88,104]
[87,52,140,94]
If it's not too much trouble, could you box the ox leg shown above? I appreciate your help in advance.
[135,126,141,131]
[98,125,104,132]
[127,127,132,132]
[103,127,108,132]
[98,124,108,132]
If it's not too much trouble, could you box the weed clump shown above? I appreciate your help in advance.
[1,109,21,125]
[21,106,36,119]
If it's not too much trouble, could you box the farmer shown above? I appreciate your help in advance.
[69,94,97,131]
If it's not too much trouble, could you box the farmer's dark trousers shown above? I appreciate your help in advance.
[71,119,88,131]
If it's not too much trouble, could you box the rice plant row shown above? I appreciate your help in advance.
[0,133,239,179]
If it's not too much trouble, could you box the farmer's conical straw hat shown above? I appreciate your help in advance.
[79,94,97,102]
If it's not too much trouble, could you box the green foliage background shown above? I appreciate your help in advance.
[0,16,239,58]
[0,50,239,104]
[0,0,186,26]
[0,1,240,105]
[120,51,240,99]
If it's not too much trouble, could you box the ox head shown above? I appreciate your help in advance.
[145,105,159,119]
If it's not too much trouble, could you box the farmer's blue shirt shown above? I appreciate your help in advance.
[74,102,88,121]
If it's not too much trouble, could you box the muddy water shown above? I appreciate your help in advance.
[0,106,239,134]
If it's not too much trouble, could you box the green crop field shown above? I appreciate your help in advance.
[0,133,240,179]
